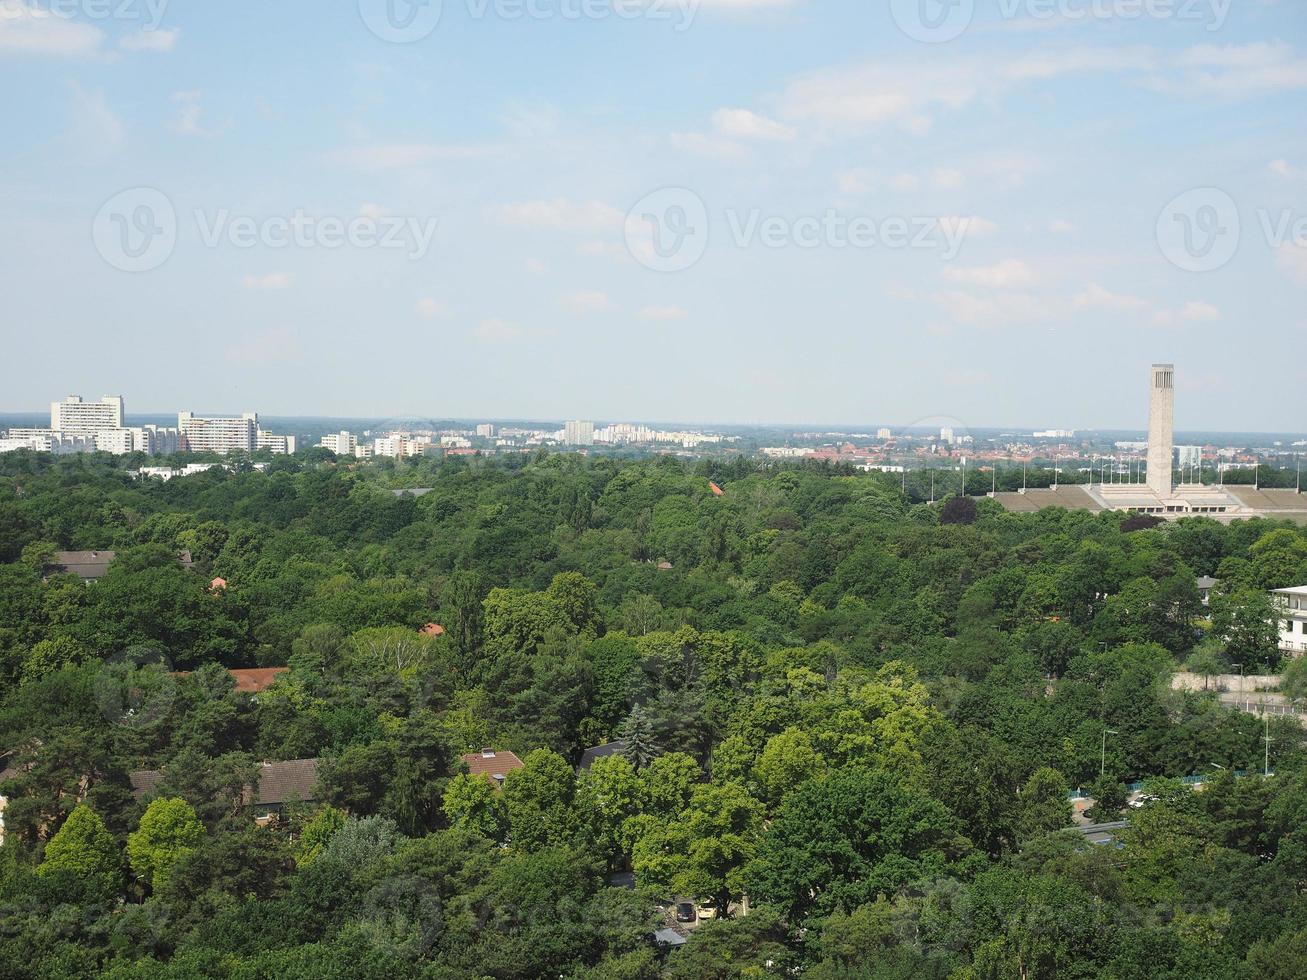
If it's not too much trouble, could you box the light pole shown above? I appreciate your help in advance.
[1101,728,1118,778]
[1263,713,1273,777]
[1233,662,1243,712]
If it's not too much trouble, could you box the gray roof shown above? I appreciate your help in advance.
[1196,575,1219,589]
[48,550,116,580]
[653,929,687,947]
[129,758,319,806]
[579,740,628,771]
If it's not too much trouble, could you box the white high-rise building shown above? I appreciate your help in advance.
[179,412,259,454]
[1146,364,1175,496]
[51,395,124,434]
[876,428,893,440]
[256,430,296,455]
[564,420,595,446]
[476,423,496,438]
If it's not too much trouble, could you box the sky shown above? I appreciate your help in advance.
[1,0,1305,431]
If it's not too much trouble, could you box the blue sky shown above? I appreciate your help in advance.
[1,0,1304,430]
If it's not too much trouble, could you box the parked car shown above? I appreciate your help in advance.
[698,904,717,920]
[675,902,696,923]
[1128,794,1158,809]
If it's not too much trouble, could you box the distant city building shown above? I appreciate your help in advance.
[939,427,955,445]
[564,420,595,446]
[1033,429,1075,439]
[318,431,362,456]
[179,412,258,454]
[476,423,496,438]
[51,395,124,434]
[1177,445,1202,472]
[876,428,893,440]
[256,430,296,455]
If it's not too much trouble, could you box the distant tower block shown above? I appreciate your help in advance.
[1147,363,1175,496]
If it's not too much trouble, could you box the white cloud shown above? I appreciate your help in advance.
[1049,219,1078,233]
[563,290,614,313]
[119,28,179,52]
[170,90,210,136]
[474,318,524,342]
[578,241,629,260]
[938,216,997,240]
[331,143,492,170]
[242,273,293,290]
[416,298,448,318]
[1269,159,1296,178]
[933,167,964,189]
[491,198,624,234]
[942,258,1034,289]
[1073,282,1149,312]
[934,290,1049,327]
[1154,42,1307,98]
[1276,242,1307,283]
[68,82,124,156]
[670,131,748,160]
[639,305,688,320]
[225,327,302,367]
[0,2,103,56]
[837,169,874,194]
[1152,301,1221,327]
[712,108,797,142]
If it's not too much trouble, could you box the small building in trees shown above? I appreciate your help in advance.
[461,749,524,790]
[1271,586,1307,658]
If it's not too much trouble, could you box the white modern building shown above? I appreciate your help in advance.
[564,420,595,446]
[1272,586,1307,658]
[256,430,296,455]
[51,395,124,434]
[179,412,259,454]
[476,423,496,438]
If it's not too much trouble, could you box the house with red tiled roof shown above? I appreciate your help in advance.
[461,749,524,790]
[420,623,445,637]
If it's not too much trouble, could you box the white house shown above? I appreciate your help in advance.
[1271,586,1307,658]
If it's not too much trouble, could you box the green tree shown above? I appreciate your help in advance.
[617,705,658,769]
[37,804,121,902]
[295,804,347,867]
[442,772,509,842]
[127,797,205,891]
[1015,768,1072,842]
[1210,588,1283,669]
[754,726,825,806]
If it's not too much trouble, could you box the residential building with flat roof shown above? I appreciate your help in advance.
[179,412,258,454]
[1271,586,1307,658]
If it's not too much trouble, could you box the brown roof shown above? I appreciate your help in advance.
[247,759,320,806]
[48,550,116,580]
[461,749,524,786]
[229,668,289,693]
[129,758,318,806]
[129,770,162,798]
